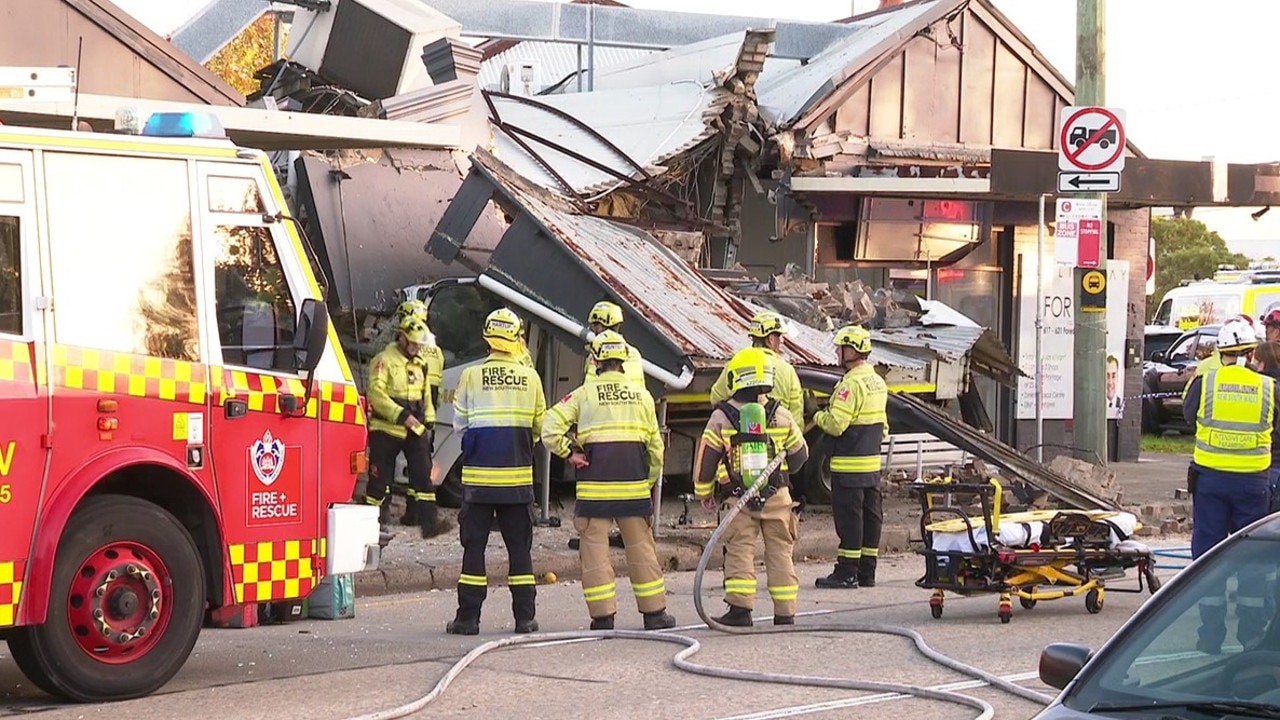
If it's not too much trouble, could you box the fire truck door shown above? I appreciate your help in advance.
[0,149,45,619]
[194,163,321,593]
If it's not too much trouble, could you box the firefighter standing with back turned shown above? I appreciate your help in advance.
[363,309,450,542]
[813,325,888,589]
[709,311,804,423]
[584,300,645,384]
[695,349,809,627]
[542,331,677,630]
[446,308,547,636]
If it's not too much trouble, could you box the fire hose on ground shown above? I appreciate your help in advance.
[344,448,1056,720]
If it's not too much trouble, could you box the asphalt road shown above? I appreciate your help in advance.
[0,551,1182,720]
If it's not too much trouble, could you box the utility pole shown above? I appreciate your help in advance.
[1072,0,1108,464]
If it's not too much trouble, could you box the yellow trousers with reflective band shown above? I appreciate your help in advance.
[722,491,799,616]
[574,515,667,618]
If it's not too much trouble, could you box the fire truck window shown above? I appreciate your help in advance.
[0,164,22,203]
[211,225,297,371]
[0,217,21,335]
[43,153,199,361]
[207,176,265,214]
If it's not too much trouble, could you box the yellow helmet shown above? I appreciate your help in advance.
[748,311,787,339]
[590,330,630,363]
[483,308,523,354]
[833,324,872,354]
[394,299,428,327]
[398,318,430,345]
[725,347,774,391]
[588,300,624,328]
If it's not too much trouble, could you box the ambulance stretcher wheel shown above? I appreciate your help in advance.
[1019,596,1037,610]
[930,603,943,619]
[1086,588,1104,614]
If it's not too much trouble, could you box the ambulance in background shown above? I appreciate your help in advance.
[1149,269,1280,330]
[0,111,378,702]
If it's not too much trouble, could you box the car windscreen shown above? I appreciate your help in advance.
[1064,536,1280,713]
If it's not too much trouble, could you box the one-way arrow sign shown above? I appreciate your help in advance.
[1058,171,1120,193]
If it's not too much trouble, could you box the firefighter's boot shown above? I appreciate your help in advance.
[377,502,396,547]
[590,614,615,630]
[858,557,877,588]
[714,605,753,628]
[643,610,677,631]
[417,501,454,539]
[445,616,480,636]
[815,572,858,589]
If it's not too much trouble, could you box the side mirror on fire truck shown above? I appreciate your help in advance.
[280,299,329,417]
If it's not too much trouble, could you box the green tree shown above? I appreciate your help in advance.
[1150,216,1249,317]
[204,12,284,96]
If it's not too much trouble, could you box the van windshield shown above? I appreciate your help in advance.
[1163,293,1241,329]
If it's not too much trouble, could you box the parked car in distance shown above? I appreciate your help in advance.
[1033,512,1280,718]
[1143,325,1184,362]
[1141,325,1218,435]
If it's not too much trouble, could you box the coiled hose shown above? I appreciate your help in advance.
[346,464,1055,720]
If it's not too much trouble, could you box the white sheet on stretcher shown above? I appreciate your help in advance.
[930,512,1139,553]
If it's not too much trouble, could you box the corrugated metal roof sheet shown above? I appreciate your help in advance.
[471,152,925,371]
[478,42,656,92]
[488,81,725,196]
[755,0,948,127]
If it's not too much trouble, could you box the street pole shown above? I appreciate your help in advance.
[1036,193,1049,464]
[1072,0,1108,464]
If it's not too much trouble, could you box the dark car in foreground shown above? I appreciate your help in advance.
[1142,325,1219,434]
[1034,512,1280,718]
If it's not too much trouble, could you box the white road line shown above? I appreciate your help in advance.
[714,671,1042,720]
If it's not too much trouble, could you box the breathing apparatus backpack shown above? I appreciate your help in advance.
[716,399,784,511]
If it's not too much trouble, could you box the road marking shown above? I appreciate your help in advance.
[715,671,1042,720]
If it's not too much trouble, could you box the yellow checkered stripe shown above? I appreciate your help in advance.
[228,539,322,604]
[52,345,206,405]
[215,368,364,426]
[0,340,33,384]
[0,560,24,627]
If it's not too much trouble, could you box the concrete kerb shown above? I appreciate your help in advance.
[352,504,1192,597]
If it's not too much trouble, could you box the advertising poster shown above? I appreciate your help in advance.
[1106,260,1130,420]
[1017,258,1075,420]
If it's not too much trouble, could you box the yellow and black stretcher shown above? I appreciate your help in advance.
[914,478,1161,623]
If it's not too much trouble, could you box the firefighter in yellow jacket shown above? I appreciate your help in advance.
[447,308,547,636]
[813,325,888,589]
[389,299,445,528]
[364,315,450,541]
[584,300,645,384]
[694,348,809,627]
[542,331,677,630]
[710,311,804,424]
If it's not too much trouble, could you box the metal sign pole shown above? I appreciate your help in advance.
[652,397,669,536]
[1036,193,1048,463]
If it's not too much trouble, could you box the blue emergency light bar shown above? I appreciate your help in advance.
[141,112,227,139]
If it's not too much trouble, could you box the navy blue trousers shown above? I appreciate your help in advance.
[1191,467,1270,559]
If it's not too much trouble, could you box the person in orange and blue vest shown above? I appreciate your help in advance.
[446,308,546,636]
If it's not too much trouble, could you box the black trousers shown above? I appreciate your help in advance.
[831,484,882,579]
[456,502,536,624]
[366,430,433,504]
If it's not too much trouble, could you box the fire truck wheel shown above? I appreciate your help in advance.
[7,494,205,702]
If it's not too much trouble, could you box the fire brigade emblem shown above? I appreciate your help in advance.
[250,430,285,486]
[747,421,763,434]
[837,387,850,401]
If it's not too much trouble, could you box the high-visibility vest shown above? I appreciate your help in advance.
[366,343,432,438]
[1194,365,1275,474]
[454,355,546,504]
[829,364,889,478]
[542,371,663,518]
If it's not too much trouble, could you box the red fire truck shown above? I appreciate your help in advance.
[0,112,378,701]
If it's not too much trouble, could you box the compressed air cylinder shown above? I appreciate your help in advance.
[737,402,769,493]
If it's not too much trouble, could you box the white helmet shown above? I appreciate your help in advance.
[1217,318,1259,353]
